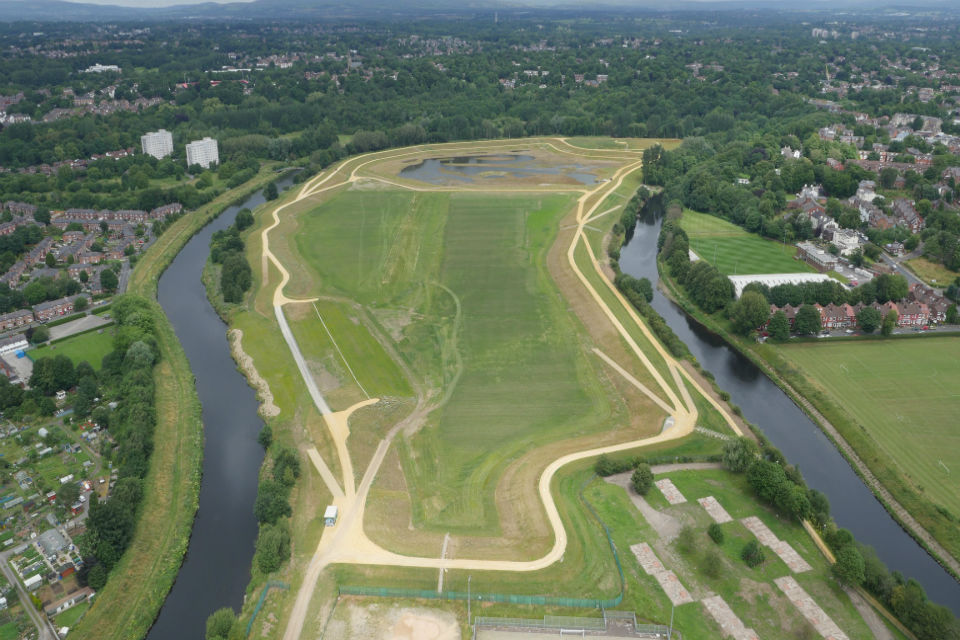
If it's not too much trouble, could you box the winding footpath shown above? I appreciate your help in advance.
[252,139,744,640]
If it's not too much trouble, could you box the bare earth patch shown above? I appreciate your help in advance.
[324,600,459,640]
[604,473,682,542]
[229,329,280,418]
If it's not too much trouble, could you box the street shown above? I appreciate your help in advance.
[0,547,59,640]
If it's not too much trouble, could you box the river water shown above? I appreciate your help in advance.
[618,198,960,612]
[147,177,294,639]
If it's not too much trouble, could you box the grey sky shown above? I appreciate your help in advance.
[62,0,254,6]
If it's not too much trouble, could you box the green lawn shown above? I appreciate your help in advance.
[33,329,115,369]
[778,337,960,516]
[617,469,888,640]
[0,621,17,640]
[295,187,613,533]
[54,601,90,629]
[680,209,814,276]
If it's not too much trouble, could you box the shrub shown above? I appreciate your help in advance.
[741,539,766,567]
[631,463,654,495]
[702,549,723,579]
[708,522,725,544]
[676,526,696,555]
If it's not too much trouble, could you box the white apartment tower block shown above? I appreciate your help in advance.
[140,129,173,160]
[185,137,219,169]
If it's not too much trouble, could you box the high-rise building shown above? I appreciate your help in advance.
[140,129,173,160]
[185,137,219,169]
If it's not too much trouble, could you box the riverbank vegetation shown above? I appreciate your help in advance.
[68,170,281,640]
[653,221,960,629]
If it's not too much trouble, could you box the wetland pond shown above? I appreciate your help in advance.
[399,153,599,185]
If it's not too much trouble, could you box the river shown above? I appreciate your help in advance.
[618,197,960,612]
[147,177,295,639]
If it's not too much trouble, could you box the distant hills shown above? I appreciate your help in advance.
[0,0,956,22]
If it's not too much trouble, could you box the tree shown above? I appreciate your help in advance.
[206,607,236,640]
[879,168,898,189]
[34,208,51,226]
[257,424,273,449]
[101,268,118,293]
[30,325,49,344]
[723,437,757,473]
[86,564,108,590]
[253,479,291,524]
[79,270,89,283]
[264,181,279,201]
[947,304,958,325]
[832,546,866,586]
[254,522,291,574]
[741,539,766,567]
[74,296,88,312]
[630,464,654,495]
[235,208,254,231]
[793,304,822,335]
[708,522,725,544]
[882,310,898,336]
[730,291,770,335]
[57,482,80,507]
[857,306,881,333]
[768,310,790,342]
[45,252,56,267]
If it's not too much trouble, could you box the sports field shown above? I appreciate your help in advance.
[779,337,960,515]
[33,329,115,369]
[680,209,813,276]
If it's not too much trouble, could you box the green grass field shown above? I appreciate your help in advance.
[295,187,612,533]
[680,209,814,276]
[33,329,115,368]
[779,337,960,516]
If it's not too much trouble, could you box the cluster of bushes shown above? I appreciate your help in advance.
[723,437,830,527]
[594,451,721,477]
[824,530,959,639]
[659,219,734,314]
[721,436,959,639]
[63,296,161,590]
[210,209,254,304]
[252,437,299,575]
[606,191,690,359]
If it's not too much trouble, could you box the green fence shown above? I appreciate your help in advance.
[339,474,625,610]
[245,581,288,637]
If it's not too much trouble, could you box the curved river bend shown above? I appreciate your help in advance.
[147,178,294,640]
[619,199,960,613]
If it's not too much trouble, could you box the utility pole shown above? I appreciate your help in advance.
[668,601,675,640]
[467,575,472,627]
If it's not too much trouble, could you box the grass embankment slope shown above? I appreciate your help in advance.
[777,337,960,528]
[69,166,280,640]
[680,209,814,275]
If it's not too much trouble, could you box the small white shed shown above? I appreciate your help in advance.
[323,505,338,527]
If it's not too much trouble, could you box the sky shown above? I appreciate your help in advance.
[61,0,254,6]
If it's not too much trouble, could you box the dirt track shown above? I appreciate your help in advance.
[254,139,744,640]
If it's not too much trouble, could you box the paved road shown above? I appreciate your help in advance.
[48,313,111,341]
[878,253,925,289]
[0,548,58,640]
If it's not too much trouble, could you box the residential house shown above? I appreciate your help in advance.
[891,198,924,233]
[0,309,32,331]
[32,296,78,322]
[24,238,54,266]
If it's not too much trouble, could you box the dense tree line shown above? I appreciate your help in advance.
[71,296,160,590]
[210,215,253,304]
